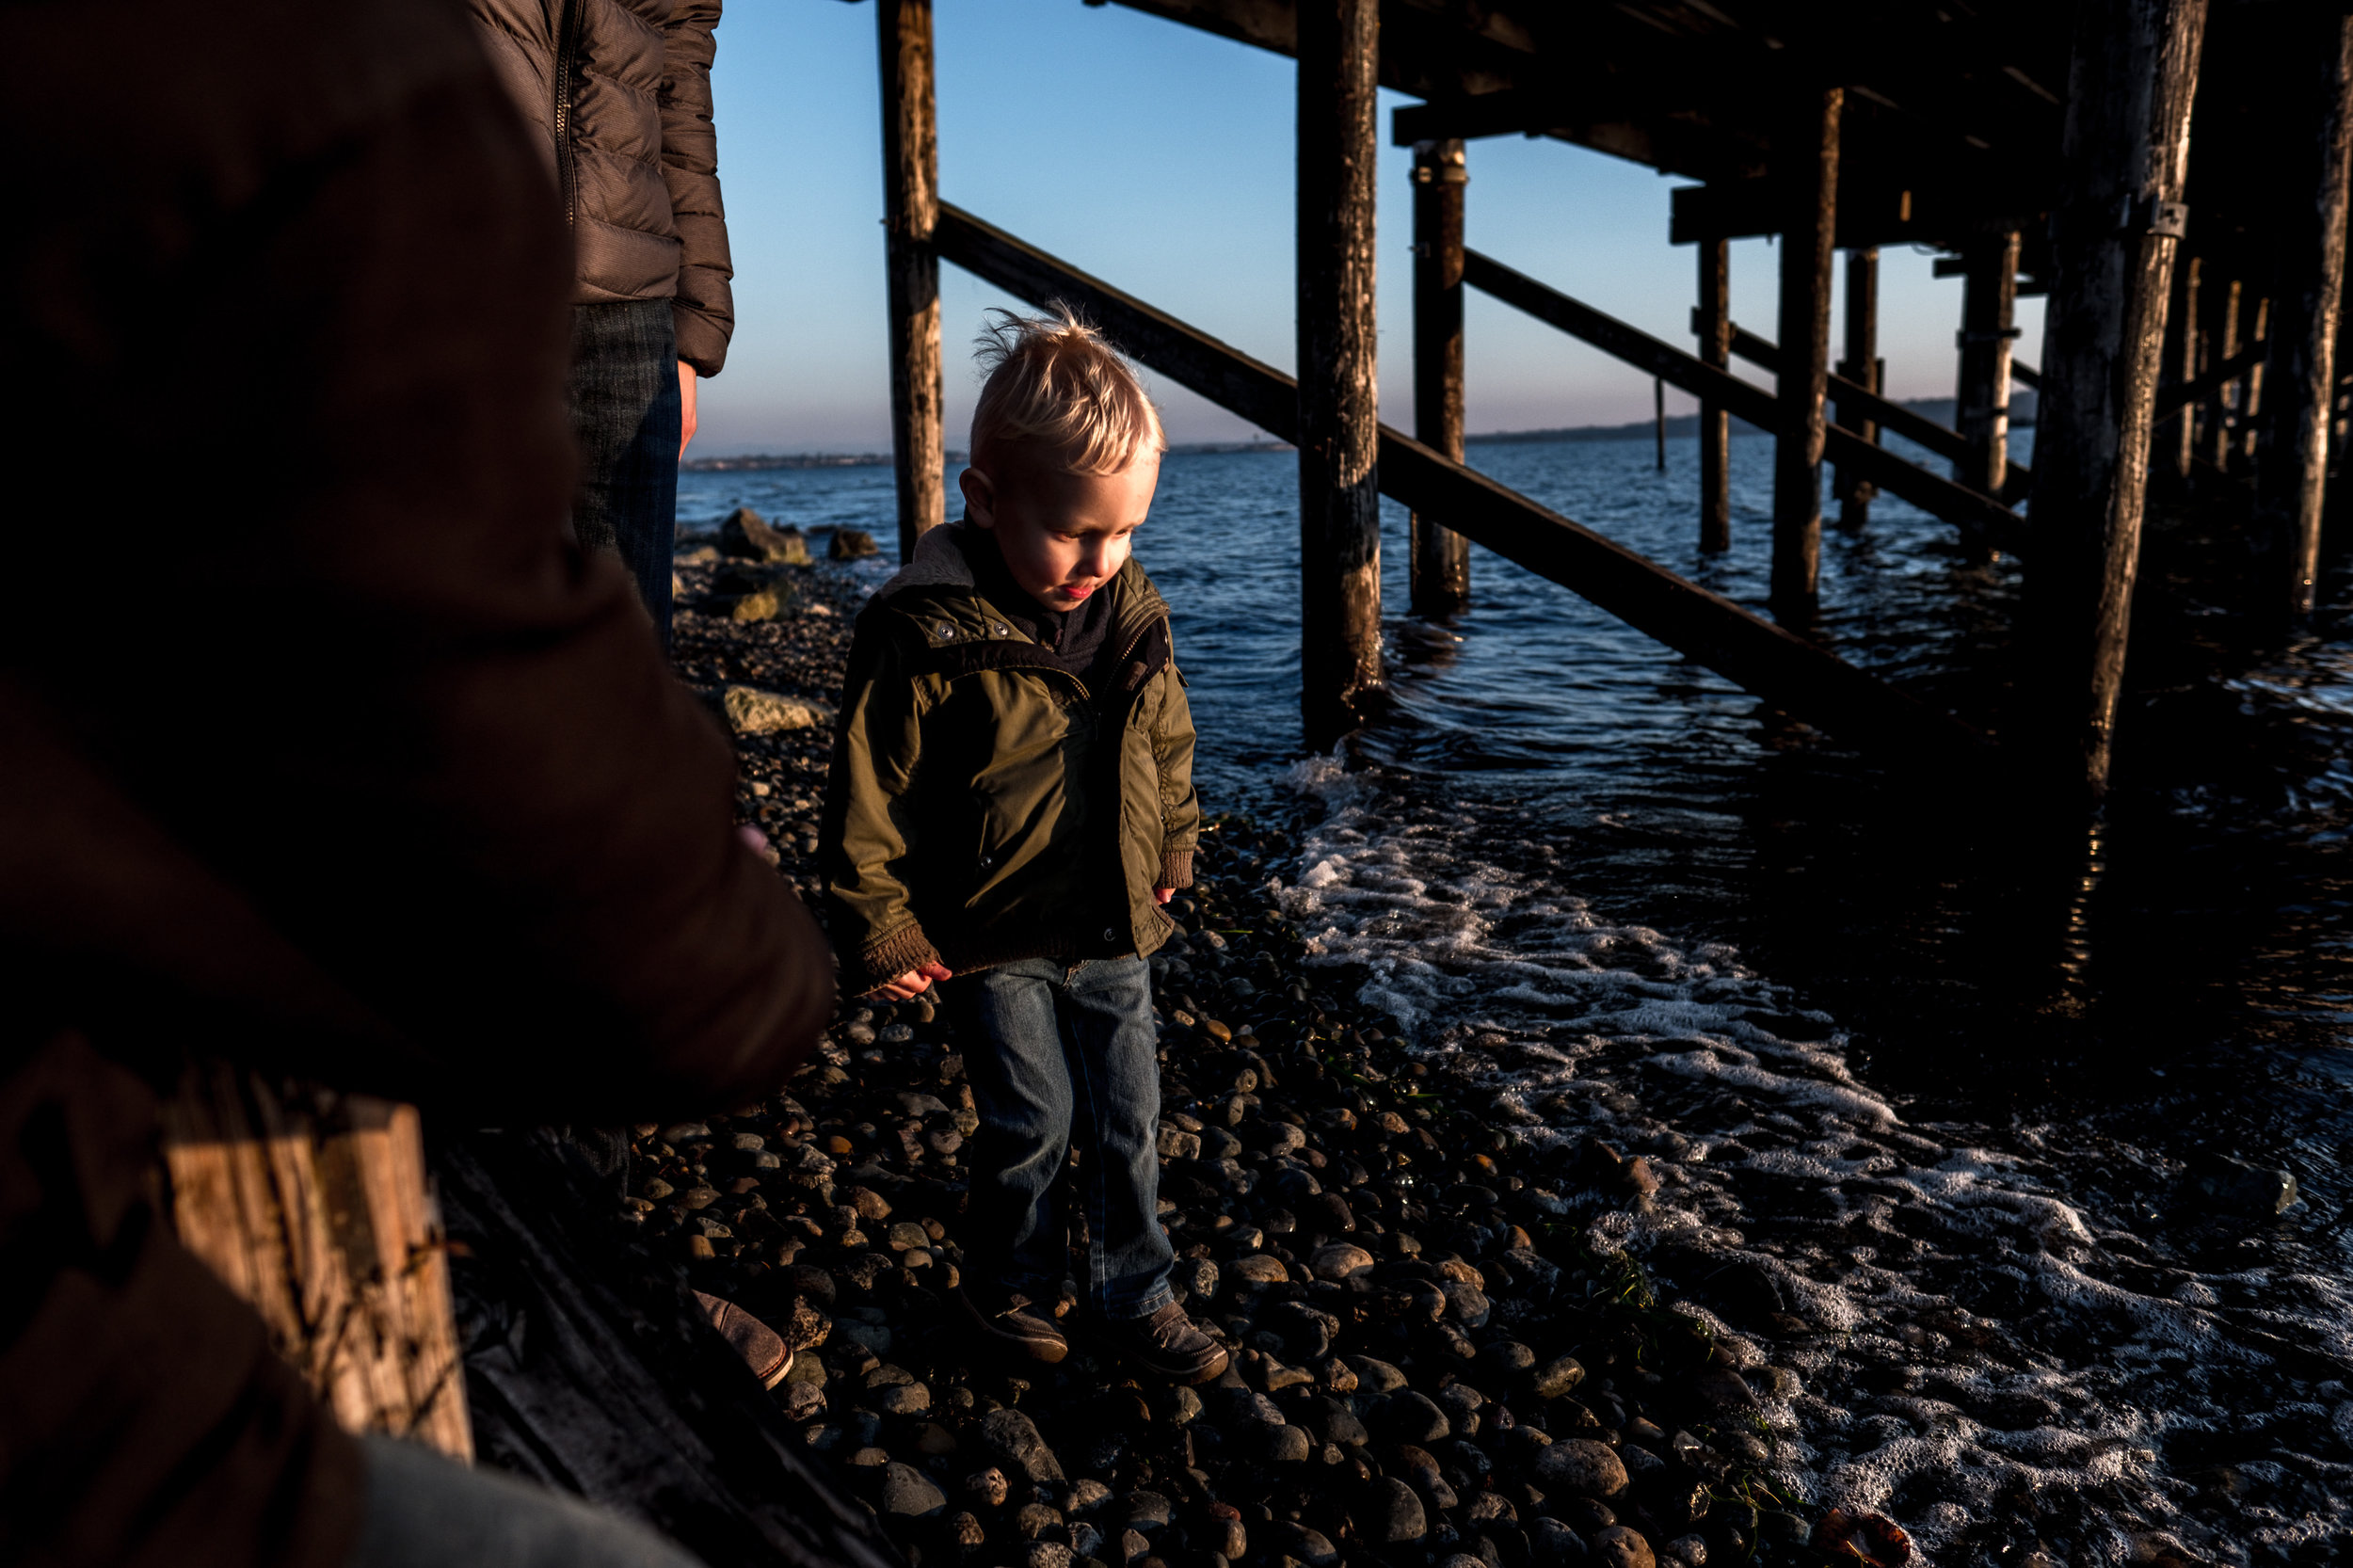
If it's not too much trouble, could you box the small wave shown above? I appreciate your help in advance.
[1274,762,2352,1566]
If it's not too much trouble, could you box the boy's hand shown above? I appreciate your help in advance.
[867,961,952,1000]
[1153,887,1175,905]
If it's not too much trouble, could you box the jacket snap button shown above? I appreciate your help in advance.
[981,854,993,868]
[938,623,956,639]
[991,623,1007,637]
[1103,926,1118,942]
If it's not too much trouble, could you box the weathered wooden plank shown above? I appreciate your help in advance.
[1410,137,1471,614]
[1462,248,2028,550]
[162,1064,472,1460]
[437,1129,898,1568]
[929,202,1990,760]
[1296,0,1384,740]
[1773,87,1842,610]
[879,0,944,562]
[2031,0,2206,801]
[2258,12,2353,617]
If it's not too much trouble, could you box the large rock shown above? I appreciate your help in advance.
[1442,1280,1492,1327]
[1531,1518,1590,1560]
[1353,1477,1427,1544]
[718,506,812,565]
[1690,1368,1758,1413]
[1392,1445,1457,1510]
[1277,1525,1341,1567]
[1294,1395,1369,1448]
[878,1463,946,1518]
[1593,1526,1656,1568]
[1375,1390,1450,1445]
[829,527,880,560]
[980,1407,1066,1484]
[1345,1354,1409,1393]
[1530,1354,1587,1399]
[1308,1241,1376,1281]
[1534,1438,1628,1499]
[1262,1423,1313,1464]
[2180,1153,2299,1216]
[720,685,835,736]
[1226,1254,1289,1288]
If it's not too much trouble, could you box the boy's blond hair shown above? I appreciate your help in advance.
[970,305,1165,475]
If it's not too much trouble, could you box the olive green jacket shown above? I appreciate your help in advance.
[820,523,1200,993]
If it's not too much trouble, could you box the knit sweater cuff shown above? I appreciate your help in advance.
[855,922,944,995]
[1158,850,1193,890]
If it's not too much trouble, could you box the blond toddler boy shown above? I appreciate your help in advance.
[819,309,1225,1383]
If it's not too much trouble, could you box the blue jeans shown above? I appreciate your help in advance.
[946,955,1175,1320]
[568,298,680,652]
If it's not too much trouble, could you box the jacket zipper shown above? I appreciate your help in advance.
[553,0,582,228]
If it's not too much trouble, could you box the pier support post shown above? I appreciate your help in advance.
[2238,296,2270,466]
[1956,230,2023,499]
[1772,88,1842,614]
[2201,275,2242,472]
[2259,12,2353,618]
[879,0,944,563]
[2032,0,2206,803]
[2163,254,2201,479]
[1697,235,1733,552]
[1834,246,1881,528]
[1410,137,1469,615]
[1297,0,1384,743]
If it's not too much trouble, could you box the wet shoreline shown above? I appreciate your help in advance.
[652,541,1841,1568]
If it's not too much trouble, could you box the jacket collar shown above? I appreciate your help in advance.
[873,520,1168,640]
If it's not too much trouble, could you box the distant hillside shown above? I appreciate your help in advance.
[685,393,2033,473]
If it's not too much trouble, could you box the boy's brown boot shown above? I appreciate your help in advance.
[956,1285,1069,1364]
[1102,1301,1228,1384]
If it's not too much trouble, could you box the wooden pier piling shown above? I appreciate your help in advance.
[1834,246,1881,528]
[1696,236,1733,552]
[2166,254,2201,479]
[879,0,944,562]
[2032,0,2206,802]
[2201,274,2242,472]
[2257,12,2353,618]
[1772,88,1842,614]
[1296,0,1384,741]
[1956,231,2023,500]
[1410,137,1470,615]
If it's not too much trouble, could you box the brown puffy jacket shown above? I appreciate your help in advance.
[469,0,736,375]
[0,0,824,1562]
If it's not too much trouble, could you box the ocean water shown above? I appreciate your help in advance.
[680,431,2353,1565]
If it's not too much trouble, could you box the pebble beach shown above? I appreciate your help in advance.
[627,529,1873,1568]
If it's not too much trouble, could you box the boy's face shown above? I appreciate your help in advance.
[960,445,1160,614]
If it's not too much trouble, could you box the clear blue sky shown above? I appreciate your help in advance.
[693,0,2042,456]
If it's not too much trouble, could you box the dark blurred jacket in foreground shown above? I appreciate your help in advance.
[0,2,831,1563]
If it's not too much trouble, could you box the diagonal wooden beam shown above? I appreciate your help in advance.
[930,201,1990,761]
[2158,337,2267,415]
[1459,248,2028,551]
[1722,321,2037,503]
